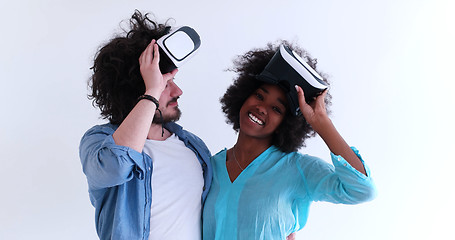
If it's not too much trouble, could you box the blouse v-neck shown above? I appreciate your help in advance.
[222,146,276,184]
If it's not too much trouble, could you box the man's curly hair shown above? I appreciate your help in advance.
[220,41,332,153]
[88,10,172,124]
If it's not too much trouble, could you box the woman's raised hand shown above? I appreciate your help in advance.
[295,85,330,133]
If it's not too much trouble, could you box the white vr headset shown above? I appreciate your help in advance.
[257,45,328,116]
[157,26,201,73]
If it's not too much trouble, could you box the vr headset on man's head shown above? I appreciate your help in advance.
[157,26,201,73]
[256,45,328,116]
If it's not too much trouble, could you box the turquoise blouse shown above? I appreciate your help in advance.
[202,146,375,240]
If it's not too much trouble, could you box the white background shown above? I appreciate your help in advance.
[1,0,454,239]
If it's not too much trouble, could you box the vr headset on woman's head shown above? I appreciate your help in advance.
[256,45,328,116]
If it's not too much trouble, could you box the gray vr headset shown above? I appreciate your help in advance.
[157,26,201,73]
[256,45,328,116]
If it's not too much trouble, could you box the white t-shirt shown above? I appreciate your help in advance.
[143,134,204,240]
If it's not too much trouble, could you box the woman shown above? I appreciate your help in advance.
[202,41,376,239]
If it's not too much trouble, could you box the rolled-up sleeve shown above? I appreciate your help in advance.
[302,147,376,204]
[79,125,146,190]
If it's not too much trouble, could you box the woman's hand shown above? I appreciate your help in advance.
[139,39,178,98]
[295,85,330,133]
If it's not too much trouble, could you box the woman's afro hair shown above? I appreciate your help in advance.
[220,40,332,153]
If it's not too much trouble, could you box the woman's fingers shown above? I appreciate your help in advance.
[295,85,330,128]
[295,85,312,114]
[316,89,328,106]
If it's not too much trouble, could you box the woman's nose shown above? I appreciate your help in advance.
[256,104,267,115]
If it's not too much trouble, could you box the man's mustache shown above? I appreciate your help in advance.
[166,97,179,107]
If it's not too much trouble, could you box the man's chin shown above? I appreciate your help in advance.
[152,109,181,124]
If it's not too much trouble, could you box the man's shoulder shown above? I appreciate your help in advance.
[166,122,210,155]
[82,123,118,138]
[181,128,203,143]
[165,122,197,139]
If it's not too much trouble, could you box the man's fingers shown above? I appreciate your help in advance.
[141,40,156,65]
[152,41,160,66]
[163,69,179,81]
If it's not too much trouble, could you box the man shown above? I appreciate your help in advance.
[79,10,212,240]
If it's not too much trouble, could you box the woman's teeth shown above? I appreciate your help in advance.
[248,113,264,126]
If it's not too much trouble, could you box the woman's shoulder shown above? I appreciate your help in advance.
[211,148,227,160]
[282,150,329,169]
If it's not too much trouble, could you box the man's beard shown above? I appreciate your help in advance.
[152,107,181,124]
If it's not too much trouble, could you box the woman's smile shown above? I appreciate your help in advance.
[248,112,265,126]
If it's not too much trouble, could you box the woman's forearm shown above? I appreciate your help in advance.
[316,118,367,175]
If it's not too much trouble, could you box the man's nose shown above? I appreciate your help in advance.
[169,82,183,97]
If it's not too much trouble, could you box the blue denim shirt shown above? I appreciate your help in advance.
[79,122,212,240]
